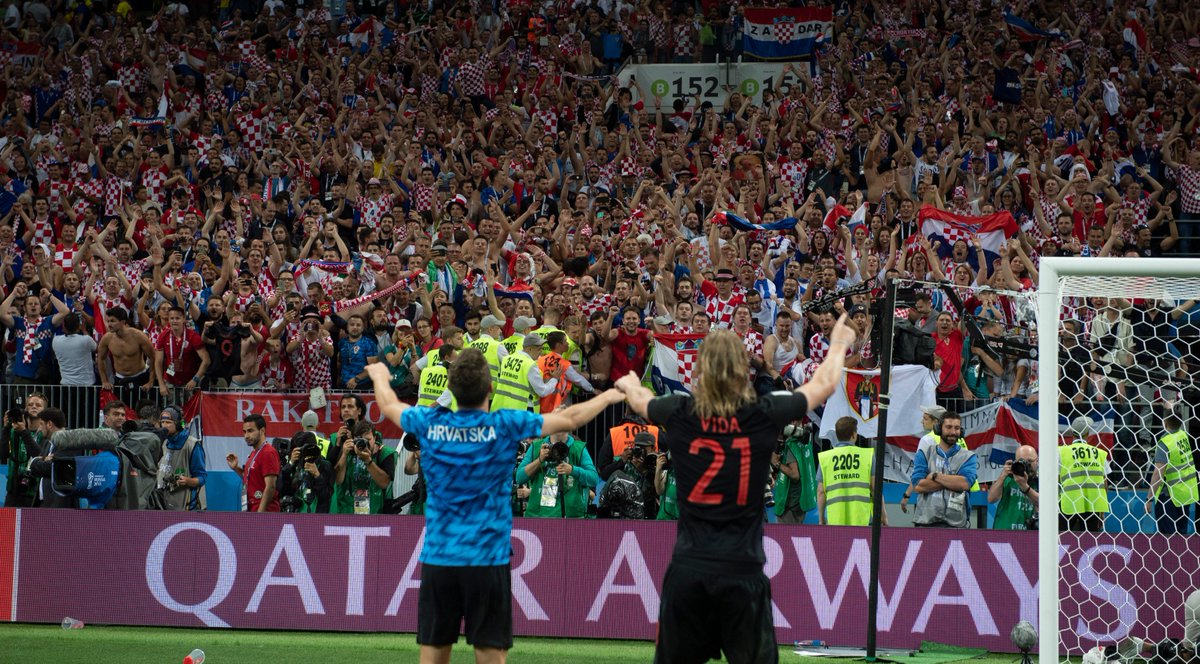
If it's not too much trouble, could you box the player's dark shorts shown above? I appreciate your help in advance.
[655,560,778,664]
[417,563,513,649]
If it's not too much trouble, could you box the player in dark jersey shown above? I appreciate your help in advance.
[366,354,625,664]
[615,314,858,664]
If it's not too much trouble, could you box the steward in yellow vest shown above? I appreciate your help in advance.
[468,315,508,385]
[417,345,458,409]
[1146,416,1198,535]
[817,418,885,526]
[1058,417,1109,532]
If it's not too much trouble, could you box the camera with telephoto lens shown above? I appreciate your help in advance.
[546,440,570,465]
[401,432,420,452]
[297,443,321,466]
[1011,459,1029,478]
[354,437,370,452]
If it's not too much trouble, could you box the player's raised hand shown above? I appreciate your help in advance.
[830,313,857,347]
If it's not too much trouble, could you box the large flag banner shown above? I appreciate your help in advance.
[880,397,1118,485]
[1003,11,1065,43]
[0,41,39,70]
[714,209,798,232]
[196,391,408,510]
[742,7,832,61]
[918,204,1018,273]
[648,333,705,394]
[817,365,935,444]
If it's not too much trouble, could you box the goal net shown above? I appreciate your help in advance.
[1038,258,1200,663]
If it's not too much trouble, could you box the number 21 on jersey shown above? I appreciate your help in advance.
[687,437,751,506]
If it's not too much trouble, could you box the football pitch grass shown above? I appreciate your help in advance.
[0,623,1021,663]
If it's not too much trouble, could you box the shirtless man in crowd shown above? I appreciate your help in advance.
[97,307,156,391]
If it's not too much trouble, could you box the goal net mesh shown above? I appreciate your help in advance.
[1051,274,1200,659]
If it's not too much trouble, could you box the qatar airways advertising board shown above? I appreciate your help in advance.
[3,510,1194,651]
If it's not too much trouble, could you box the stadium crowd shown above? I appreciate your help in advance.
[2,0,1200,529]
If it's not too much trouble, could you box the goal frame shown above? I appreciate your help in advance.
[1037,257,1200,664]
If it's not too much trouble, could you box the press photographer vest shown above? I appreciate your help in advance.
[913,445,972,528]
[609,423,660,457]
[1059,442,1109,515]
[158,435,206,511]
[1160,430,1198,507]
[818,446,873,526]
[490,352,537,412]
[523,436,591,518]
[333,446,396,515]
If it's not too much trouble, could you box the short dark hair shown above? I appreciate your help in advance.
[545,331,567,348]
[108,307,129,323]
[245,414,266,431]
[63,313,82,334]
[340,394,366,416]
[835,416,858,441]
[103,400,127,415]
[448,347,492,408]
[40,407,66,429]
[941,412,962,426]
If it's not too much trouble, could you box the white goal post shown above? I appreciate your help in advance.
[1038,257,1200,664]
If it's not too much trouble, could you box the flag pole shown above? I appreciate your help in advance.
[864,276,897,661]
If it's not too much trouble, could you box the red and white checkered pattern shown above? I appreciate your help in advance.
[579,292,613,320]
[411,183,435,212]
[140,164,169,206]
[677,348,697,390]
[73,178,102,219]
[236,39,259,61]
[743,328,764,374]
[706,294,743,330]
[456,56,489,96]
[294,332,333,390]
[29,216,56,249]
[54,244,77,271]
[104,176,131,216]
[234,109,267,153]
[40,179,70,216]
[355,193,393,230]
[1121,194,1153,226]
[233,290,257,313]
[118,64,144,95]
[1173,165,1200,215]
[773,19,796,43]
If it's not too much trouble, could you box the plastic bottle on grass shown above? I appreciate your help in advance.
[183,649,205,664]
[61,617,84,629]
[794,640,826,648]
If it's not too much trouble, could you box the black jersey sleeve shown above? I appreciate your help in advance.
[647,394,687,426]
[758,391,809,428]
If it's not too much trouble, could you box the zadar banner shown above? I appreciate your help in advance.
[7,509,1181,651]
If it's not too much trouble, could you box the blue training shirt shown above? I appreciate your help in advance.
[401,406,543,566]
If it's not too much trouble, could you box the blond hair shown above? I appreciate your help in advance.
[691,330,755,420]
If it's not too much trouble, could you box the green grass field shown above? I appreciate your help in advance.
[0,624,1023,664]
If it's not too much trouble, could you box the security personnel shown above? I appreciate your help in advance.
[1059,416,1110,533]
[817,417,884,526]
[502,316,537,356]
[1146,415,1198,535]
[417,345,457,409]
[532,307,565,353]
[609,421,661,458]
[300,410,332,458]
[490,333,561,411]
[468,314,508,384]
[537,331,595,413]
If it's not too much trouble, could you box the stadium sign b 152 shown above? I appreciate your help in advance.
[5,509,1188,651]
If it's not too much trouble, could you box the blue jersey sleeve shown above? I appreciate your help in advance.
[400,407,426,437]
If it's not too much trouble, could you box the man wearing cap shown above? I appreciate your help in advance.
[502,316,537,355]
[287,305,335,390]
[1059,416,1110,532]
[491,333,562,412]
[470,314,510,384]
[426,242,458,295]
[300,410,332,458]
[155,405,207,511]
[702,267,744,330]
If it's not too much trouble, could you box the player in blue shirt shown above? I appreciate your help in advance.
[366,351,624,664]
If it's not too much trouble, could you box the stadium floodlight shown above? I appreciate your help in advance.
[1038,258,1200,664]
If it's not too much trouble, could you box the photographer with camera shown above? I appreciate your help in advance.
[332,420,396,515]
[598,432,658,519]
[654,450,678,520]
[988,445,1040,530]
[515,422,598,518]
[774,423,817,524]
[1,405,41,507]
[401,433,428,515]
[279,431,334,513]
[153,406,207,511]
